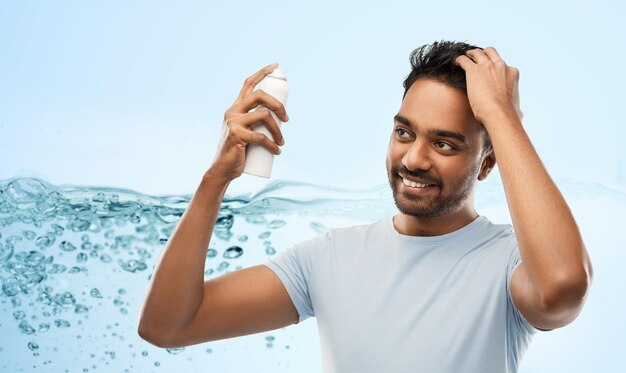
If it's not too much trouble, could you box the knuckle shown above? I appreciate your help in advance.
[259,111,272,122]
[229,125,241,135]
[267,136,278,147]
[257,133,268,143]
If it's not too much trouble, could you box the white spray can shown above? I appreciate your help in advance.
[242,67,289,178]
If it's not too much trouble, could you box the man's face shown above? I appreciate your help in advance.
[386,78,493,218]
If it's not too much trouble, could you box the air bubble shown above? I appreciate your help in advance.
[223,246,244,259]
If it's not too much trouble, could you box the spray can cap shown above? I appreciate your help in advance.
[268,67,287,81]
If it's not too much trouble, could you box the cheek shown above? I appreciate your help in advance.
[439,159,473,182]
[387,140,409,158]
[449,162,480,185]
[386,146,401,166]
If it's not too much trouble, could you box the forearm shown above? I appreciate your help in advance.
[138,168,231,339]
[485,112,592,303]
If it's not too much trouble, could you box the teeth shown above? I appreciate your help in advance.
[401,177,431,188]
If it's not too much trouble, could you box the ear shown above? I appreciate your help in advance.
[478,149,496,181]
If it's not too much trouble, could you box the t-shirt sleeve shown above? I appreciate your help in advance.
[506,244,543,334]
[262,231,331,324]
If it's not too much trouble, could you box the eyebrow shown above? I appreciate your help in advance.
[394,114,468,145]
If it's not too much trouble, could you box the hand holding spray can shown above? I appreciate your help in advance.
[242,66,289,178]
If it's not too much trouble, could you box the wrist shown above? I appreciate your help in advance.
[480,109,522,130]
[203,167,233,187]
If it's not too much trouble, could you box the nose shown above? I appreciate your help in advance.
[402,138,432,172]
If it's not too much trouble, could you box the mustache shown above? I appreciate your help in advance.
[395,166,439,185]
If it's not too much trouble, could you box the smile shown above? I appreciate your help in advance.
[398,173,437,188]
[401,177,433,188]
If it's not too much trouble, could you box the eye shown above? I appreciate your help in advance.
[394,128,410,139]
[434,141,455,151]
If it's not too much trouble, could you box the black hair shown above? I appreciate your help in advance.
[402,40,492,154]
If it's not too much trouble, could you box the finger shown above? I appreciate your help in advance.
[237,63,279,101]
[228,110,284,146]
[483,46,503,63]
[238,89,289,122]
[465,48,490,64]
[454,54,474,69]
[240,127,282,155]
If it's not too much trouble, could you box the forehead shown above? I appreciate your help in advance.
[398,78,482,137]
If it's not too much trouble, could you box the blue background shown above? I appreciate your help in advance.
[1,0,624,372]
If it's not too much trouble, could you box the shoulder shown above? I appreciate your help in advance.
[482,216,518,241]
[465,216,518,254]
[329,217,388,247]
[332,219,382,237]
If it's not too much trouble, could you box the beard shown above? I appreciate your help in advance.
[387,161,479,218]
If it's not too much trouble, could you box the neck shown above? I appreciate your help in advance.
[393,208,479,237]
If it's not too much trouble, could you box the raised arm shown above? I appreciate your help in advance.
[137,63,296,348]
[455,47,593,330]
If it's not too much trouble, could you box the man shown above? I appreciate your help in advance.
[138,41,593,372]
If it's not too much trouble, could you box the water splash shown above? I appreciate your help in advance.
[1,176,624,372]
[0,176,399,372]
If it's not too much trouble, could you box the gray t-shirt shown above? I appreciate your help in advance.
[263,215,543,373]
